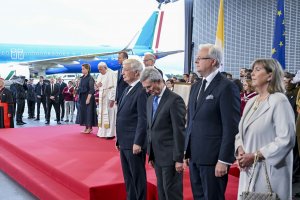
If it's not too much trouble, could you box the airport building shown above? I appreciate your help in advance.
[192,0,300,77]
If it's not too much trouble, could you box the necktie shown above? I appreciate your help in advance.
[120,85,132,105]
[195,79,207,108]
[152,95,159,119]
[51,84,54,93]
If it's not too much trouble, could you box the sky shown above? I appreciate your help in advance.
[0,0,185,75]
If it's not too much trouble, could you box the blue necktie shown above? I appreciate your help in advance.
[152,95,159,119]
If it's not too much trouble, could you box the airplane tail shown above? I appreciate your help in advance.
[132,11,160,50]
[130,10,183,58]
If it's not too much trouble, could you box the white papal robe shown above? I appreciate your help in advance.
[96,69,117,137]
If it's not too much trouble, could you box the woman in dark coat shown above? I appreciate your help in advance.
[78,64,97,133]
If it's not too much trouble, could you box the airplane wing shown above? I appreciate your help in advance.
[153,50,184,59]
[19,50,127,67]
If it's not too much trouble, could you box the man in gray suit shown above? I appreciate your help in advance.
[140,68,186,200]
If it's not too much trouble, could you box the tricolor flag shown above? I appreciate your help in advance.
[215,0,224,71]
[272,0,285,69]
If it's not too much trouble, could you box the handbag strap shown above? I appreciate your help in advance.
[246,160,274,193]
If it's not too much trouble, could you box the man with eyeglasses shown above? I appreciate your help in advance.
[184,43,240,200]
[143,52,164,78]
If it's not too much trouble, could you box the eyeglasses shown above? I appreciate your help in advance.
[196,57,212,62]
[143,59,152,62]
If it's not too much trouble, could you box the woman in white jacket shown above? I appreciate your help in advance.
[235,58,295,200]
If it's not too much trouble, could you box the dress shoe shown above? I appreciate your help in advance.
[64,119,69,122]
[70,120,73,123]
[16,122,24,125]
[34,118,40,121]
[106,136,115,140]
[57,121,61,125]
[45,121,50,125]
[21,121,27,124]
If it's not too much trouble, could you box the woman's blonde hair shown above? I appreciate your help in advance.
[251,58,285,94]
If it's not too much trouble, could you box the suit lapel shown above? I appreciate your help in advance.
[118,82,140,112]
[148,95,154,128]
[192,73,221,119]
[151,89,170,127]
[244,99,270,132]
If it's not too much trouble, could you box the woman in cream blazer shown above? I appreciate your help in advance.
[235,58,295,200]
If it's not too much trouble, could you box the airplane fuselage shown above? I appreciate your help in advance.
[0,43,143,74]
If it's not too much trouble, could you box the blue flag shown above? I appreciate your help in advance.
[272,0,285,69]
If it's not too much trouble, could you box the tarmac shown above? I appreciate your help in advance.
[0,105,300,200]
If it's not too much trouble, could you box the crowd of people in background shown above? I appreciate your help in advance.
[1,45,300,199]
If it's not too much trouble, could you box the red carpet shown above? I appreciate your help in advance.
[0,125,238,200]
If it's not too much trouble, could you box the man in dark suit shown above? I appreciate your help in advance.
[57,77,67,121]
[141,68,186,200]
[116,58,148,200]
[27,78,36,119]
[34,76,47,121]
[143,52,164,78]
[45,78,61,125]
[115,51,129,104]
[15,78,28,125]
[185,44,240,200]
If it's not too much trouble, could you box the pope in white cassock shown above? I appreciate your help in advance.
[96,62,117,138]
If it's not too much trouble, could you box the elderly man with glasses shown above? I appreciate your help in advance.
[143,52,164,78]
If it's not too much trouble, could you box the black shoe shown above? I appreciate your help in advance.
[16,122,24,125]
[57,121,61,125]
[21,121,27,124]
[34,118,40,121]
[45,121,50,125]
[106,136,115,140]
[64,120,69,122]
[54,119,57,121]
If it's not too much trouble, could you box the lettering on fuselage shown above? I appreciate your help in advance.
[11,48,24,60]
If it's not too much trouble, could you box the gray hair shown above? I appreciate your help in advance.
[123,58,143,72]
[140,68,163,82]
[251,58,285,94]
[144,52,156,61]
[97,62,108,69]
[198,43,223,67]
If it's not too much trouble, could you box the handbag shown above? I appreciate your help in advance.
[240,159,279,200]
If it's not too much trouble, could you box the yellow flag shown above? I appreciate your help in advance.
[215,0,224,71]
